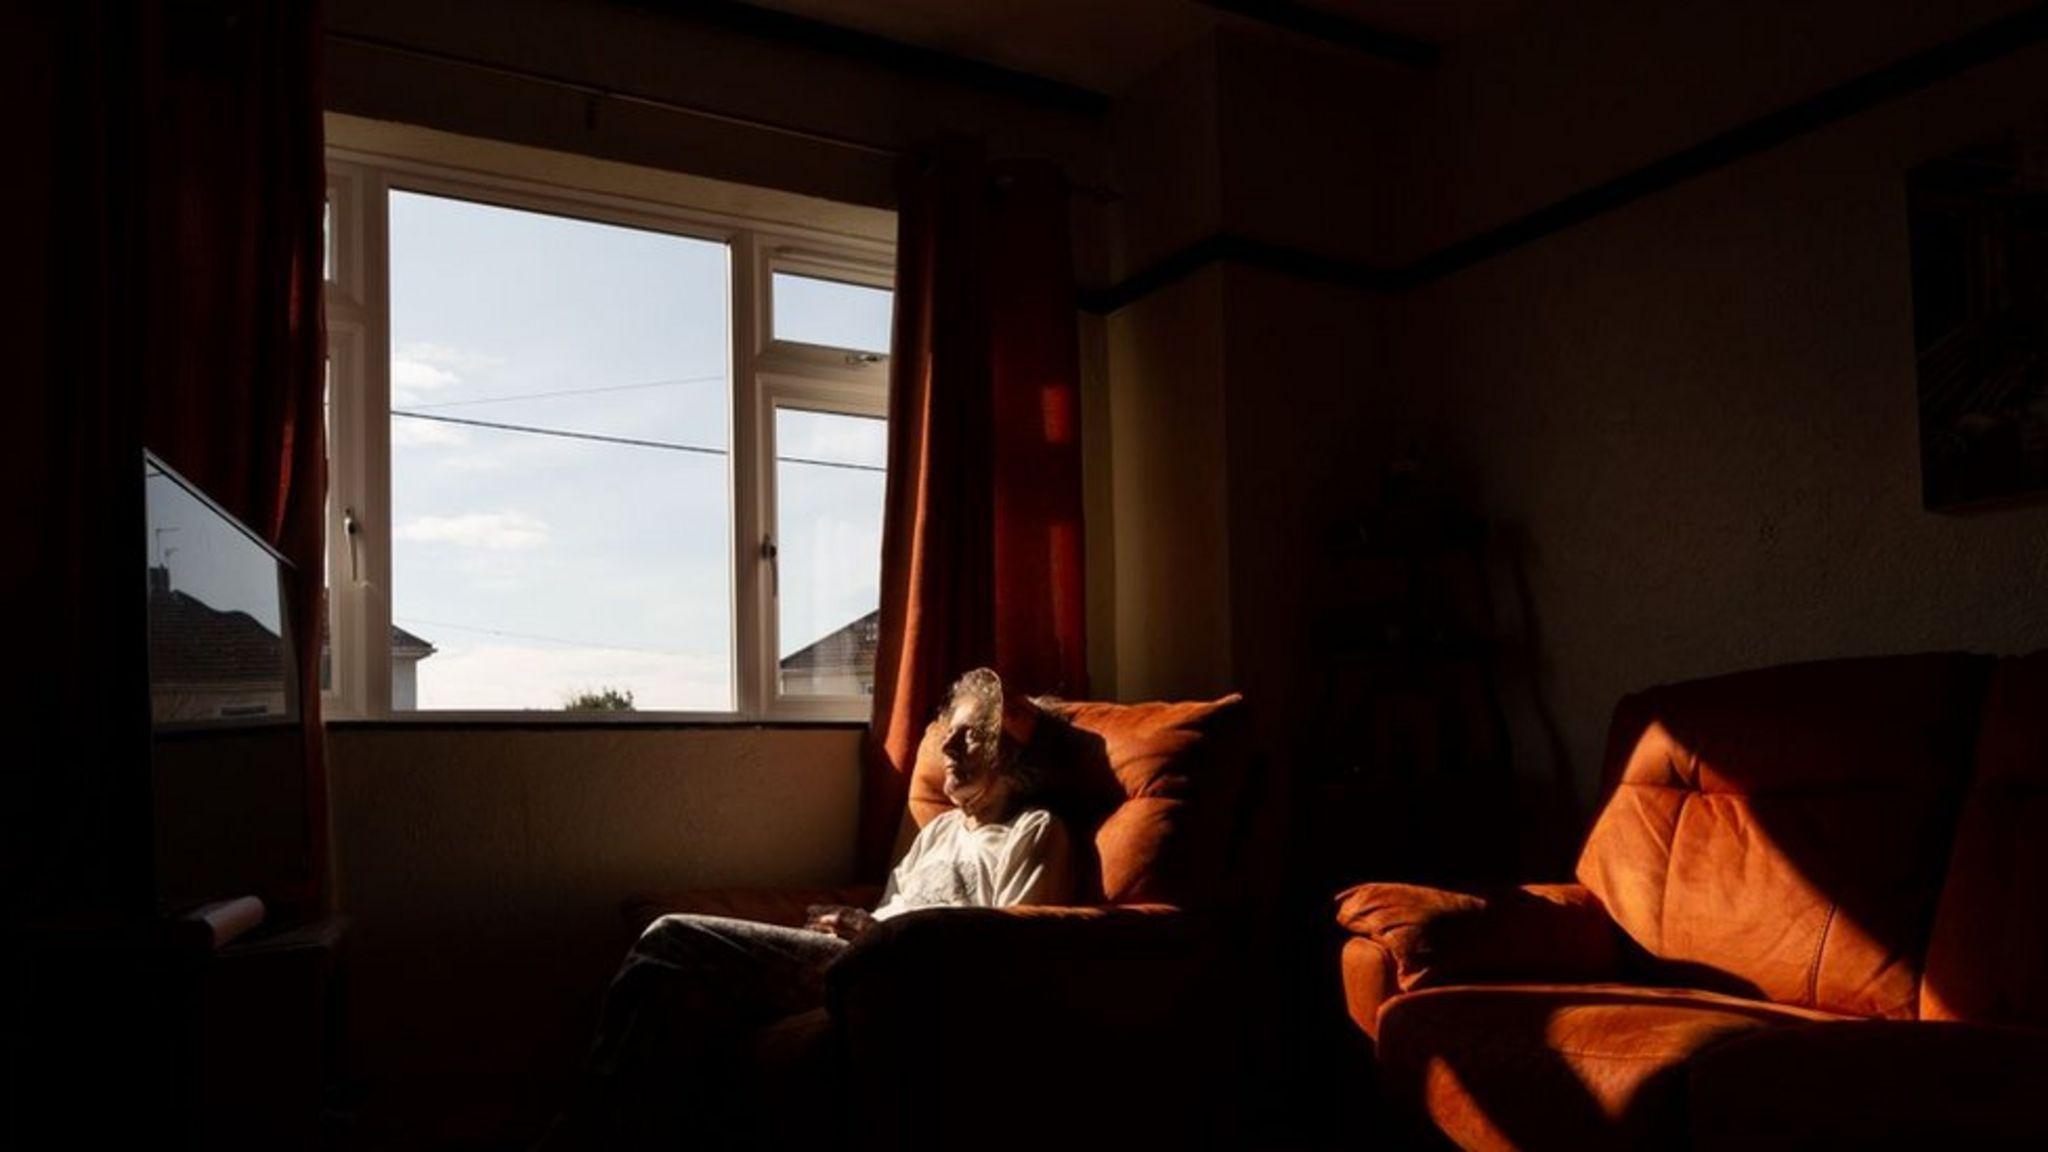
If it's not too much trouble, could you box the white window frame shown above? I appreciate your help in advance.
[323,136,892,723]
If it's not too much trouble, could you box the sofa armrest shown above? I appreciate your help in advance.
[827,903,1208,1028]
[1335,881,1622,995]
[1690,1020,2048,1149]
[620,884,884,938]
[826,904,1233,1145]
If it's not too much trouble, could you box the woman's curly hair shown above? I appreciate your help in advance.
[943,668,1052,799]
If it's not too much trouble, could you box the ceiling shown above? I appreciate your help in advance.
[737,0,1535,95]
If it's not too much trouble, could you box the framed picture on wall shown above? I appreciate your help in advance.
[1906,124,2048,510]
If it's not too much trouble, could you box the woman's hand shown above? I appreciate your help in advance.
[803,904,878,941]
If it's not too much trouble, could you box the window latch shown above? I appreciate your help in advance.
[343,506,362,584]
[760,533,778,598]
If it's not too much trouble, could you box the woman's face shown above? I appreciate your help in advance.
[939,697,1015,823]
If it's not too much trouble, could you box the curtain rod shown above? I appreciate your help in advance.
[326,30,1121,203]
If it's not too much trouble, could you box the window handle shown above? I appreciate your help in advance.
[760,533,778,598]
[343,506,362,584]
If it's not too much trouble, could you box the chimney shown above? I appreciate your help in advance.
[148,565,171,596]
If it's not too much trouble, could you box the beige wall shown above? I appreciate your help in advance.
[1386,0,2047,262]
[325,0,1113,285]
[1214,29,1404,267]
[1104,33,1222,279]
[328,724,860,1088]
[1389,33,2048,803]
[1103,268,1236,700]
[1217,265,1392,771]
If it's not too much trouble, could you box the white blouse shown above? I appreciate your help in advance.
[872,807,1074,919]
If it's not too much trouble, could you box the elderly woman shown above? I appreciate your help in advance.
[549,668,1073,1148]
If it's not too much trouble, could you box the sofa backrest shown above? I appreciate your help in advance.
[1922,652,2048,1028]
[1576,654,1990,1019]
[907,693,1252,907]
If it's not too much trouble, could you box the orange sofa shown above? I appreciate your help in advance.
[1337,651,2048,1151]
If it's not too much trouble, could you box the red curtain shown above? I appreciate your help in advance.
[5,1,328,920]
[140,0,330,917]
[859,140,1089,876]
[7,3,156,921]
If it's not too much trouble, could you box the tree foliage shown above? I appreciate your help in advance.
[564,686,635,712]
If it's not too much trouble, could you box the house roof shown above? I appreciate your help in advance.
[148,584,288,687]
[779,609,880,676]
[390,624,436,660]
[149,570,437,689]
[313,603,436,662]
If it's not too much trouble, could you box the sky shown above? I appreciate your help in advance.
[384,189,889,711]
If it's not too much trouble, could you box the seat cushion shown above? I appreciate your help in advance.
[1376,983,1845,1152]
[1922,651,2048,1028]
[1689,1019,2048,1150]
[1576,653,1989,1018]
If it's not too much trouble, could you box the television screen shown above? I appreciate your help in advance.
[144,451,311,914]
[144,452,297,727]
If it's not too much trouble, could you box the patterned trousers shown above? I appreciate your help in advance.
[568,914,851,1148]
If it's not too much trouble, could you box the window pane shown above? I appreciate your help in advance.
[388,190,734,712]
[771,272,892,354]
[775,408,886,698]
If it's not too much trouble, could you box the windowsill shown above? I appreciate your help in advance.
[324,715,868,732]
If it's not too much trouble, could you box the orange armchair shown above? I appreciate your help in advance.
[628,693,1267,1149]
[1336,652,2048,1151]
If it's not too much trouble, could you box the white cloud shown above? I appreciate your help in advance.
[398,341,502,373]
[396,511,550,550]
[410,643,732,712]
[389,342,503,406]
[391,357,460,394]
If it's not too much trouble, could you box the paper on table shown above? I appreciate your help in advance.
[183,895,266,949]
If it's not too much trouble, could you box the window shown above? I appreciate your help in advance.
[324,130,893,721]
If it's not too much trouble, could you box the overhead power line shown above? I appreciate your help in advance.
[392,409,724,456]
[390,409,887,473]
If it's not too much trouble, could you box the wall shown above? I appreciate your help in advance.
[1385,0,2048,263]
[327,724,859,1123]
[1217,265,1392,772]
[1389,24,2048,803]
[1097,38,1233,701]
[1098,0,2048,844]
[325,0,1112,283]
[1102,268,1236,700]
[1104,33,1222,279]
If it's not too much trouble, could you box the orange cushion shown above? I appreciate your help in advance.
[1922,651,2048,1028]
[1576,654,1988,1018]
[1377,983,1844,1152]
[1336,882,1621,992]
[907,694,1248,906]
